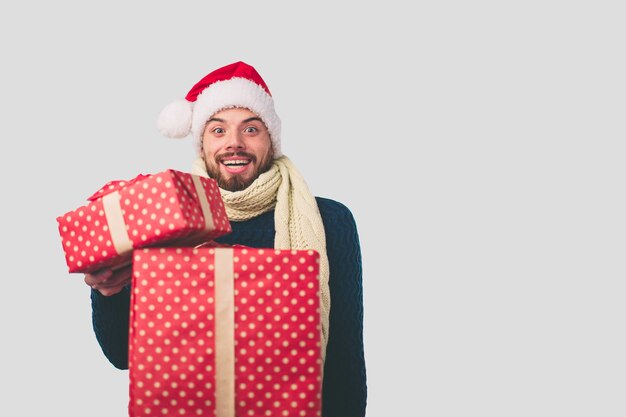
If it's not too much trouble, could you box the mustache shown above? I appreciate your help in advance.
[215,151,257,163]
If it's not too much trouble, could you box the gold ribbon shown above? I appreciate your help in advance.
[191,175,215,232]
[214,248,235,417]
[101,191,133,255]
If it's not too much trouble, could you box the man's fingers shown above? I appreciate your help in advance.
[84,264,132,295]
[84,268,112,286]
[109,265,132,284]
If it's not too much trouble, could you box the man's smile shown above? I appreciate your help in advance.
[220,156,253,174]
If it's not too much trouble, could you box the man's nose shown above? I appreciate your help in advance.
[225,131,245,150]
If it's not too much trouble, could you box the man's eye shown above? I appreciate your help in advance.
[244,126,258,133]
[212,127,225,134]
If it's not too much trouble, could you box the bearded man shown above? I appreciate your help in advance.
[85,61,366,417]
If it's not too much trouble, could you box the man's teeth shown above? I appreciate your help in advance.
[223,160,250,166]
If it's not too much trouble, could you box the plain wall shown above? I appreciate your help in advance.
[1,1,624,416]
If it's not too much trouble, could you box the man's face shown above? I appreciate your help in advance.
[201,107,274,192]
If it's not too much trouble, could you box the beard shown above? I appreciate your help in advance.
[204,149,274,192]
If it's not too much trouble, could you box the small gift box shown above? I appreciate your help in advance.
[57,170,231,273]
[128,246,323,417]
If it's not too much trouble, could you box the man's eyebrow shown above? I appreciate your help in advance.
[206,117,263,124]
[242,117,263,124]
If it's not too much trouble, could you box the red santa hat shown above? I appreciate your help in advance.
[157,61,282,157]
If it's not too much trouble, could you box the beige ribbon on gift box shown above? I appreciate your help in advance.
[102,192,133,255]
[214,248,235,417]
[100,174,215,255]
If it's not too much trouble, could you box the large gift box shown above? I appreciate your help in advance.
[57,170,231,273]
[128,246,322,417]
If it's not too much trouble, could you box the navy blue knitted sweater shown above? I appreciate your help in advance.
[90,197,367,417]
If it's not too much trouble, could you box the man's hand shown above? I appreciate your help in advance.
[84,264,132,296]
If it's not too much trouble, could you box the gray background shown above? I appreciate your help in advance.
[1,1,624,416]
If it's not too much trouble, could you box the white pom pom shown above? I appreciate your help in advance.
[156,99,193,138]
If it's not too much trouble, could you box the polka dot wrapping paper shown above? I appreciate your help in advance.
[128,247,323,417]
[56,170,231,274]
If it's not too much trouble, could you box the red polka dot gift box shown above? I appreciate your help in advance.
[56,170,231,274]
[128,246,322,417]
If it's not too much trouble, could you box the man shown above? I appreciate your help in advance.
[85,61,366,417]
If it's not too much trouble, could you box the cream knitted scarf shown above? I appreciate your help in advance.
[192,156,330,362]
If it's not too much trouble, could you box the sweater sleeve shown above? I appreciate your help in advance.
[90,286,131,370]
[317,198,368,417]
